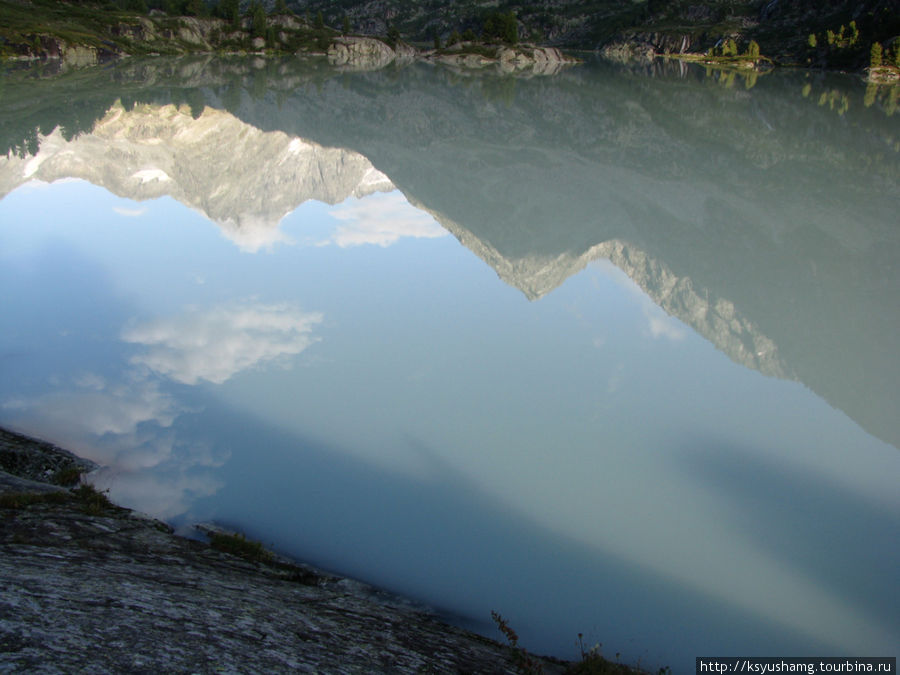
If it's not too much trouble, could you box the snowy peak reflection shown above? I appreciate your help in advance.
[0,101,395,251]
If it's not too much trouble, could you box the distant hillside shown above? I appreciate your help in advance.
[286,0,900,65]
[1,0,898,69]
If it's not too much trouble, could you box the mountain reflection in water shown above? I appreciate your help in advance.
[1,57,898,670]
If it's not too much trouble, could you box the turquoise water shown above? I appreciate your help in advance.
[1,57,898,670]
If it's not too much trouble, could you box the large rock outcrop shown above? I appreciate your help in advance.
[327,36,399,70]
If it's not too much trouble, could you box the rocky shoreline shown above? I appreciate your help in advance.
[0,426,568,673]
[327,36,575,75]
[1,8,577,76]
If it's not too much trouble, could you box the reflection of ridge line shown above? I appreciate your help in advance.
[0,101,395,252]
[416,199,789,380]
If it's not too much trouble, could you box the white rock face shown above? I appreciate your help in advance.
[327,37,397,70]
[0,102,395,251]
[430,44,575,75]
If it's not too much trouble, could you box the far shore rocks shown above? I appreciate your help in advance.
[327,36,577,74]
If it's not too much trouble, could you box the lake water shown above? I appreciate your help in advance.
[1,56,898,670]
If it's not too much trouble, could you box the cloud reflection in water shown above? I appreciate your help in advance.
[122,303,323,385]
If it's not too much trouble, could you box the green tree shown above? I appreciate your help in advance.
[184,0,205,16]
[342,15,350,35]
[447,30,461,46]
[433,33,441,50]
[164,0,183,16]
[807,33,817,49]
[216,0,240,28]
[314,10,324,29]
[870,41,883,68]
[482,11,517,45]
[747,40,760,58]
[462,28,476,42]
[248,1,266,38]
[387,23,400,46]
[502,12,518,45]
[272,0,287,15]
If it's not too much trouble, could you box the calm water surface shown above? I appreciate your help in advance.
[1,57,898,669]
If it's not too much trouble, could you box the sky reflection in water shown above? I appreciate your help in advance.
[1,59,898,670]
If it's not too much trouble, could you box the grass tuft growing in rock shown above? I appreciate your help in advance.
[50,466,84,487]
[71,483,117,515]
[208,531,274,563]
[0,491,69,509]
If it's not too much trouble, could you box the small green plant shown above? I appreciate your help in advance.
[491,611,543,674]
[208,531,274,563]
[50,466,83,487]
[72,483,115,515]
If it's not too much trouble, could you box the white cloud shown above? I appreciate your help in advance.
[113,206,147,217]
[2,372,227,520]
[2,377,178,439]
[327,191,447,248]
[93,466,225,520]
[217,215,295,252]
[645,307,687,341]
[122,302,323,385]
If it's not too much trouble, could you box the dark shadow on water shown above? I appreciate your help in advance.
[176,395,840,671]
[676,441,900,633]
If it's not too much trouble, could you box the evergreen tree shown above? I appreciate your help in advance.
[502,12,518,45]
[747,40,760,58]
[216,0,240,28]
[433,33,441,50]
[314,11,324,29]
[342,15,351,35]
[870,42,883,68]
[272,0,287,15]
[249,1,266,38]
[184,0,205,16]
[482,11,517,45]
[387,24,400,46]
